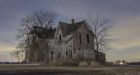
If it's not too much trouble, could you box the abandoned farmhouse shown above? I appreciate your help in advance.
[25,19,105,66]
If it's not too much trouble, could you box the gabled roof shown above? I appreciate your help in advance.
[29,20,93,39]
[59,21,92,36]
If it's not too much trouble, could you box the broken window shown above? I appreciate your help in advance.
[66,51,72,58]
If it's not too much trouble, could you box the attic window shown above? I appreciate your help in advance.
[87,34,90,43]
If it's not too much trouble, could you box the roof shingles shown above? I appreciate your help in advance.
[59,21,86,36]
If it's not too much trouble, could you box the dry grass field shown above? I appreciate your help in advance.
[0,64,140,75]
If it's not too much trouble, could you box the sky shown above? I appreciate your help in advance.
[0,0,140,62]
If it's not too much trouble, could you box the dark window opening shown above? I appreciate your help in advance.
[58,53,60,58]
[51,51,54,60]
[78,48,80,50]
[87,34,90,43]
[32,36,35,44]
[69,51,72,58]
[59,35,61,43]
[66,51,68,56]
[76,35,78,39]
[79,34,81,44]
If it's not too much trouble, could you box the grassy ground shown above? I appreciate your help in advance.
[0,64,140,75]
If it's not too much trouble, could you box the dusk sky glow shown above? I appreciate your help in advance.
[0,0,140,62]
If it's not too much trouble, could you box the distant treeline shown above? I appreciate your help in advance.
[128,62,140,65]
[0,62,25,64]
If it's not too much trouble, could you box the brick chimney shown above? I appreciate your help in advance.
[72,19,74,24]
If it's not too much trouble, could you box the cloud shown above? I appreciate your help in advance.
[109,15,140,50]
[106,15,140,62]
[106,45,140,62]
[0,43,16,51]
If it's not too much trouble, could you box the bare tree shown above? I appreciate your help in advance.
[88,15,111,52]
[13,9,57,62]
[17,9,57,39]
[11,47,24,63]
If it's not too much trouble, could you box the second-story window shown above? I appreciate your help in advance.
[87,34,90,43]
[59,35,61,43]
[32,36,35,44]
[79,34,81,44]
[66,51,68,56]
